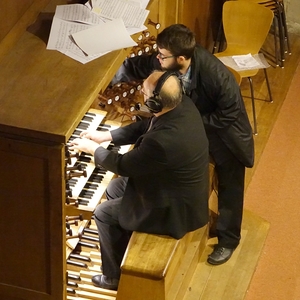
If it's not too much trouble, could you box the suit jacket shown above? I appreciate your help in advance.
[94,96,209,239]
[111,45,254,167]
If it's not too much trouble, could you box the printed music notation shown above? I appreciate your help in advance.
[47,0,150,63]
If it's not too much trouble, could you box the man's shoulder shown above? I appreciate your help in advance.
[195,44,211,55]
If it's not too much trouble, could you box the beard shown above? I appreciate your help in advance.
[161,60,182,72]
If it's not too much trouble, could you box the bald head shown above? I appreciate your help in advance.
[143,71,182,112]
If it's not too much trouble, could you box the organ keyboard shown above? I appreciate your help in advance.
[66,109,131,215]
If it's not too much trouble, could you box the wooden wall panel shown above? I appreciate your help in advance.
[177,0,223,50]
[0,137,65,300]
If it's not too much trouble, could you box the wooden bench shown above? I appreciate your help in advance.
[115,160,216,300]
[116,226,208,300]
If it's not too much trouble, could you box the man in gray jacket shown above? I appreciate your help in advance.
[70,71,209,290]
[111,24,255,266]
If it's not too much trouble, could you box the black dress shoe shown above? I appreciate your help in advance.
[92,274,119,290]
[207,246,234,265]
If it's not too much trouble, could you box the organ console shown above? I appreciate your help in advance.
[0,0,163,298]
[0,1,217,299]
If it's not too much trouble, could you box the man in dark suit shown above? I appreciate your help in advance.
[110,24,255,266]
[70,71,209,290]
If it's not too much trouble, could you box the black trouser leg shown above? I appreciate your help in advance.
[93,177,131,279]
[207,133,246,249]
[215,158,245,248]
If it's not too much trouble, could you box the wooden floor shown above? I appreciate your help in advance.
[182,33,300,300]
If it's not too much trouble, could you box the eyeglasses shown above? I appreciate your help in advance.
[157,51,175,61]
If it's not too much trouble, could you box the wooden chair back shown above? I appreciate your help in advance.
[222,1,274,55]
[226,65,242,85]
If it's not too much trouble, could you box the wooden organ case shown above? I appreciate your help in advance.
[0,1,218,300]
[0,1,167,299]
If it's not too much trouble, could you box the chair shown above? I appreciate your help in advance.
[238,0,291,68]
[226,65,242,86]
[213,0,291,69]
[214,1,274,135]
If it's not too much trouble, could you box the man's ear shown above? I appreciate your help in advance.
[176,55,187,63]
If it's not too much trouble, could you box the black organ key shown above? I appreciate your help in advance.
[84,183,98,190]
[76,121,90,130]
[97,123,112,131]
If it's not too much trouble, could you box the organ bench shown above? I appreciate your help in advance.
[117,226,208,300]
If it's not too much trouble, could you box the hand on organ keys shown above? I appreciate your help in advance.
[79,129,113,144]
[69,129,113,155]
[69,137,99,156]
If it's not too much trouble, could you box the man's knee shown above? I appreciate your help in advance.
[105,176,128,200]
[94,200,112,223]
[94,198,122,224]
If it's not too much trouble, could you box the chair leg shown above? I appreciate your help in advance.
[279,1,291,55]
[274,1,286,68]
[212,0,227,54]
[212,21,224,54]
[248,77,258,135]
[273,17,280,67]
[264,68,273,103]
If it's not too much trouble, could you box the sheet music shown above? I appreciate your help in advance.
[72,18,137,56]
[91,0,149,28]
[46,3,140,63]
[47,18,105,63]
[54,4,105,25]
[91,0,150,9]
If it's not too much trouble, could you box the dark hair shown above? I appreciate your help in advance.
[156,24,196,59]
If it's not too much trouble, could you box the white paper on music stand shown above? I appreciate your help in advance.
[72,18,137,56]
[90,0,149,28]
[47,18,107,63]
[92,0,149,9]
[54,4,105,25]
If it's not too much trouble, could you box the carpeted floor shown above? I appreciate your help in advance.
[244,59,300,299]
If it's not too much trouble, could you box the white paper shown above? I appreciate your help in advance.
[218,53,270,71]
[47,18,106,63]
[126,24,147,35]
[232,54,260,69]
[46,3,141,63]
[47,19,89,51]
[91,0,149,28]
[92,0,149,8]
[72,18,137,56]
[55,4,105,25]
